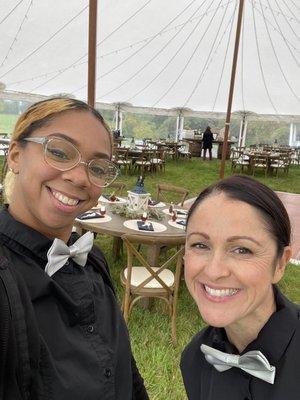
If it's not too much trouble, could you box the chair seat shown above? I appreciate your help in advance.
[116,160,131,165]
[124,266,174,288]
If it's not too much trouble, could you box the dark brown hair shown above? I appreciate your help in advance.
[187,175,291,257]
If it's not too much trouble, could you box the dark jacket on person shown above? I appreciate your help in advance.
[202,129,214,149]
[0,206,148,400]
[180,287,300,399]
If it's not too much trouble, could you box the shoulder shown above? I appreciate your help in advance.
[181,326,211,370]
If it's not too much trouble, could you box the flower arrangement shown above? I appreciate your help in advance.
[110,204,164,221]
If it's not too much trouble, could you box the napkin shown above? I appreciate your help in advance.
[77,211,105,220]
[176,210,188,216]
[176,220,186,226]
[148,199,159,206]
[137,221,154,231]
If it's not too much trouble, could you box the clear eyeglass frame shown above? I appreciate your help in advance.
[22,135,119,188]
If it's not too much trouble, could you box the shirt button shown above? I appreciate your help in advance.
[87,325,94,333]
[104,368,112,378]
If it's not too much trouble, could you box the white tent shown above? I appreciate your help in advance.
[0,0,299,120]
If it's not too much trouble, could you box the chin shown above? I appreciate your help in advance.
[198,308,234,328]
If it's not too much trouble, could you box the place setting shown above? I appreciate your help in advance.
[167,211,187,230]
[162,203,188,218]
[76,205,112,223]
[123,211,167,233]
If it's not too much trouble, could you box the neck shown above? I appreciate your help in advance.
[225,289,276,353]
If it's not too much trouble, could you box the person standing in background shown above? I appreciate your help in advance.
[202,126,214,161]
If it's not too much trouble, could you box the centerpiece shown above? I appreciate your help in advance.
[127,176,150,212]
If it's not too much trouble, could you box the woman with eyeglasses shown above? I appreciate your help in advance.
[0,97,148,400]
[180,175,299,399]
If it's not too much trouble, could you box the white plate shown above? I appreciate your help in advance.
[76,215,112,223]
[168,220,186,230]
[123,219,167,233]
[148,201,166,208]
[162,208,188,218]
[98,195,127,204]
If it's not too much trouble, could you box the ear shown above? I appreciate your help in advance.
[7,141,22,174]
[272,246,292,284]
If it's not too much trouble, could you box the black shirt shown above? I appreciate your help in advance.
[180,288,300,400]
[0,207,148,400]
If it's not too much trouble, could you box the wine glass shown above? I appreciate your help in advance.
[141,212,148,222]
[100,205,106,216]
[172,211,177,222]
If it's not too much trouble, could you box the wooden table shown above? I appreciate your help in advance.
[74,203,187,266]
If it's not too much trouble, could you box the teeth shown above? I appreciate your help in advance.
[204,285,239,297]
[52,190,79,206]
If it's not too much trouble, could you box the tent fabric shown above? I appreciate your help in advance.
[0,0,299,117]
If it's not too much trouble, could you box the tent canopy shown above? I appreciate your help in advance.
[0,0,299,119]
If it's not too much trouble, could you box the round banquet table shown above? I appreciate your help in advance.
[74,203,187,266]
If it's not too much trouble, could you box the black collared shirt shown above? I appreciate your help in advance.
[180,288,300,400]
[0,207,148,400]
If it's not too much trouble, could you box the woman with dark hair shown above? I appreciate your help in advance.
[0,97,148,399]
[181,175,299,399]
[202,126,214,161]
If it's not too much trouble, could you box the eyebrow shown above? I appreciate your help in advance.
[186,232,261,246]
[50,132,110,159]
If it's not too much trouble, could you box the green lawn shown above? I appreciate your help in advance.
[0,113,18,134]
[1,154,299,400]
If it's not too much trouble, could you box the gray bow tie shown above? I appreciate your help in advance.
[45,231,94,277]
[201,344,276,384]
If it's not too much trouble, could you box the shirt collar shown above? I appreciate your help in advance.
[209,286,299,364]
[0,205,79,261]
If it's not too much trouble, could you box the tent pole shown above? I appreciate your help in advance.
[88,0,98,107]
[219,0,245,179]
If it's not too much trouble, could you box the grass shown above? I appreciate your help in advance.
[1,154,299,399]
[95,158,300,400]
[0,113,18,134]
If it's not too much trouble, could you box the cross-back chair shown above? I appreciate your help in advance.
[104,181,126,196]
[114,148,132,174]
[156,183,189,206]
[121,234,185,345]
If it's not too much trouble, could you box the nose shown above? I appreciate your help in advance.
[61,162,91,188]
[204,250,231,281]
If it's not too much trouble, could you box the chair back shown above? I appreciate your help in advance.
[121,234,185,345]
[156,183,189,206]
[105,182,125,196]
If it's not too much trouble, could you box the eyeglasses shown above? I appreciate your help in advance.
[22,136,119,187]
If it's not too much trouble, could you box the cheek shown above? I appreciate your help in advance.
[184,252,204,283]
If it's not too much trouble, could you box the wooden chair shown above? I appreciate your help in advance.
[149,149,166,173]
[156,183,189,206]
[114,148,132,174]
[231,149,249,173]
[104,181,126,196]
[134,149,153,174]
[121,234,185,345]
[251,154,268,176]
[270,154,291,176]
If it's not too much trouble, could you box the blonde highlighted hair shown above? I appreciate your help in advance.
[4,97,113,202]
